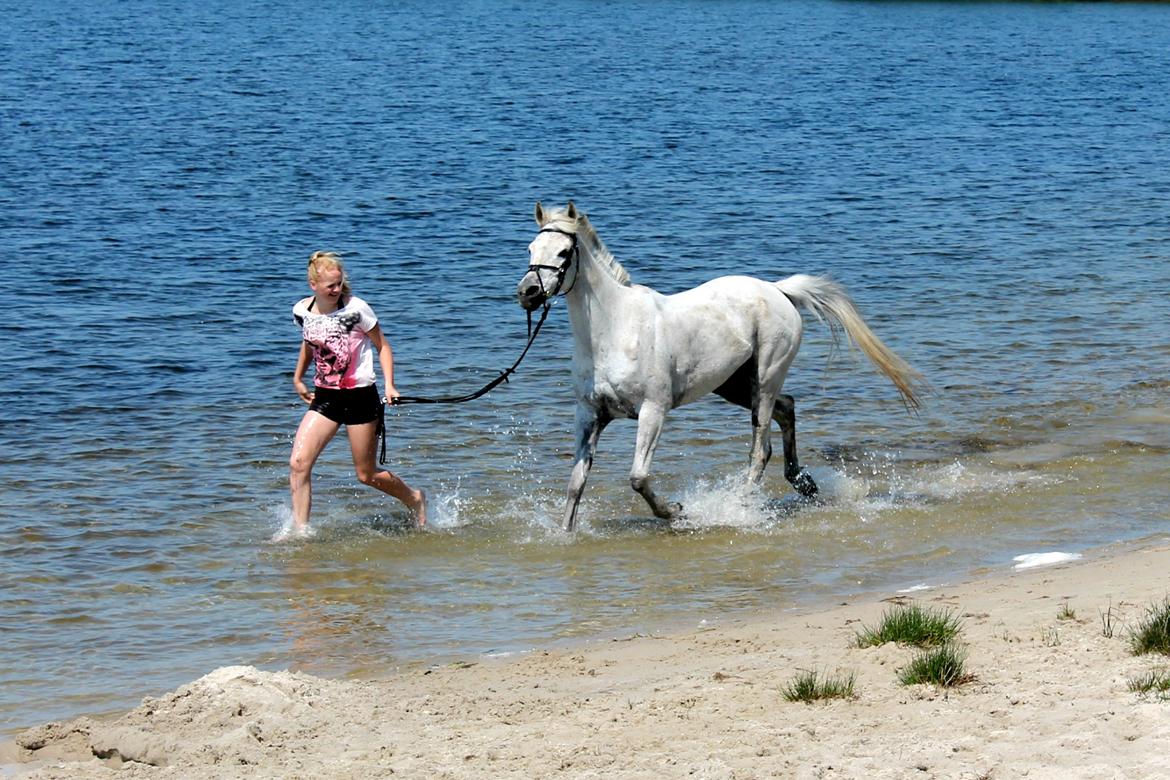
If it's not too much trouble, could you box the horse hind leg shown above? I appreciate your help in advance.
[712,358,772,483]
[774,394,818,498]
[713,364,817,498]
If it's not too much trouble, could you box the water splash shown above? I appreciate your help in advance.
[424,487,468,531]
[821,455,1062,513]
[673,476,792,530]
[266,504,317,544]
[269,523,317,544]
[808,466,872,503]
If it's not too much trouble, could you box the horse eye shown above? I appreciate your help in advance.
[558,249,571,258]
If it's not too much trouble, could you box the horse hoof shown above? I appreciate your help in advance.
[791,469,818,498]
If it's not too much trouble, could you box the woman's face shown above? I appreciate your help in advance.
[310,266,345,304]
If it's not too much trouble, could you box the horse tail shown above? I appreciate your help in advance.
[775,274,923,411]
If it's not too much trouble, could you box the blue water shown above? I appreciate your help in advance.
[2,0,1170,736]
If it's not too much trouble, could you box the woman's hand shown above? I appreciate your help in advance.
[294,379,315,404]
[383,384,400,406]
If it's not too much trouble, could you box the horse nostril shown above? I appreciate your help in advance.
[522,284,540,298]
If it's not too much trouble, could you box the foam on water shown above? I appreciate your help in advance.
[1012,552,1082,570]
[818,458,1065,522]
[915,461,1060,500]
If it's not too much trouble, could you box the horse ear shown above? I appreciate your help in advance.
[566,201,578,219]
[534,201,545,226]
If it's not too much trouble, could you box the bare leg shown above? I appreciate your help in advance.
[774,394,817,497]
[347,421,427,527]
[562,405,610,532]
[630,402,681,519]
[289,410,341,536]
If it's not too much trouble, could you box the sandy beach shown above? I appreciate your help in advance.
[5,541,1170,780]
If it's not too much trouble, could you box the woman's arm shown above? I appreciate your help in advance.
[367,324,399,402]
[293,341,315,403]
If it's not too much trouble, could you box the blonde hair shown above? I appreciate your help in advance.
[307,250,352,297]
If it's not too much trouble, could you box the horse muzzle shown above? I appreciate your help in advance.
[516,272,548,311]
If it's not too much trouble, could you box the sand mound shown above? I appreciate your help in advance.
[15,666,336,770]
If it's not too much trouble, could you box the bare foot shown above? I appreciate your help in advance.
[412,490,427,528]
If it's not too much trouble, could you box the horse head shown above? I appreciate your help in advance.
[516,201,581,311]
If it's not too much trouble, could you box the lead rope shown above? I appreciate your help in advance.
[376,403,388,465]
[377,302,554,462]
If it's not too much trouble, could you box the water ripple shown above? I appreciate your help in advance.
[3,0,1170,737]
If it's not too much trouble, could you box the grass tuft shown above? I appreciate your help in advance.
[1057,602,1076,621]
[1130,599,1170,656]
[1101,601,1119,639]
[897,644,974,688]
[855,604,963,649]
[782,669,857,703]
[1127,668,1170,699]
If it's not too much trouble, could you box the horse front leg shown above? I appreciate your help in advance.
[562,405,610,532]
[774,394,817,497]
[630,402,682,519]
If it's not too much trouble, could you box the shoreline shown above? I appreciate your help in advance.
[6,537,1170,778]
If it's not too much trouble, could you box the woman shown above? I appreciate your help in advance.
[280,251,426,540]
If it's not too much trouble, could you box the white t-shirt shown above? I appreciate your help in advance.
[292,295,379,389]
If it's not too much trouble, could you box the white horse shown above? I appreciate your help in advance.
[516,202,922,531]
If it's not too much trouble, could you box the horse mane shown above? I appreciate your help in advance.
[543,208,631,286]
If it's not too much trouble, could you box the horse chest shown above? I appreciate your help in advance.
[584,342,652,382]
[574,367,658,422]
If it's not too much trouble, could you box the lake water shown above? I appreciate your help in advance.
[2,0,1169,736]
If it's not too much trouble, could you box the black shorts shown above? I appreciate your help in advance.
[309,385,382,426]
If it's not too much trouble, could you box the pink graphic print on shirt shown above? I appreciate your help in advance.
[302,310,365,388]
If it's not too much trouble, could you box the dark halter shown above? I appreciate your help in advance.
[526,227,579,299]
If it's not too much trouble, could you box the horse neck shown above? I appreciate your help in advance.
[565,245,628,354]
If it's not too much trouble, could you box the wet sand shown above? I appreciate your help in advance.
[5,540,1170,779]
